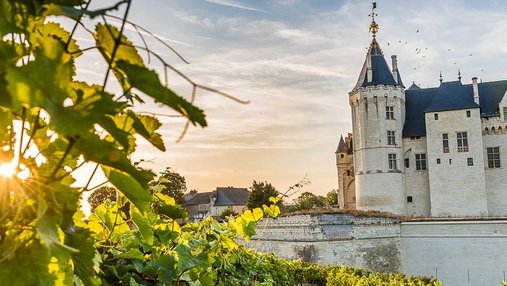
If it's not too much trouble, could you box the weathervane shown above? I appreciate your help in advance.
[369,1,378,38]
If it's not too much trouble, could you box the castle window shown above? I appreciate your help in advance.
[404,158,410,168]
[415,153,427,170]
[340,154,344,158]
[457,132,468,152]
[388,153,397,170]
[442,133,449,153]
[437,158,441,164]
[467,157,474,166]
[386,106,394,120]
[503,107,507,121]
[407,196,413,203]
[487,147,501,168]
[434,113,439,120]
[466,110,471,117]
[387,131,396,145]
[449,159,452,165]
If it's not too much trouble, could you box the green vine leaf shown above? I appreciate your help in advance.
[129,111,165,151]
[131,207,154,245]
[65,227,101,286]
[116,60,207,127]
[103,167,152,213]
[5,37,73,109]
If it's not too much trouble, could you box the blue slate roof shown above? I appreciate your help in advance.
[407,81,421,90]
[424,81,479,113]
[336,135,346,153]
[353,39,401,90]
[402,80,507,137]
[214,187,249,206]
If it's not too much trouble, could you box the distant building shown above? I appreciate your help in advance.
[184,187,250,221]
[336,12,507,217]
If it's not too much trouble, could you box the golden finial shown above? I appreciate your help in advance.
[369,1,378,38]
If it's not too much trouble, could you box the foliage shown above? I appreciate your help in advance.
[88,187,281,285]
[0,1,438,285]
[219,207,238,219]
[247,180,280,209]
[149,167,187,206]
[297,192,326,210]
[325,267,442,286]
[0,0,210,284]
[282,191,327,213]
[325,189,339,206]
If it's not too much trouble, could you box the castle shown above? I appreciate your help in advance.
[335,12,507,217]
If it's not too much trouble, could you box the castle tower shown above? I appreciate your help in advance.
[335,134,355,209]
[349,8,407,214]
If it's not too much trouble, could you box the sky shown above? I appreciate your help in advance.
[71,0,507,201]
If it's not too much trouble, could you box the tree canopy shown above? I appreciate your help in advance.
[150,167,188,205]
[247,180,280,209]
[88,186,117,213]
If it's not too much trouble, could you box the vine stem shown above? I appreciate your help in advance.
[102,0,132,91]
[134,45,250,104]
[65,0,91,51]
[50,137,76,179]
[16,108,26,170]
[21,109,40,156]
[82,163,100,193]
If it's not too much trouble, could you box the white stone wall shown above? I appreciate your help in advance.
[247,214,507,286]
[425,108,488,217]
[401,220,507,286]
[403,137,431,216]
[210,205,246,217]
[481,116,507,216]
[350,85,407,214]
[247,214,402,273]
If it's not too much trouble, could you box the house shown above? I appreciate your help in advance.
[184,187,250,221]
[336,10,507,217]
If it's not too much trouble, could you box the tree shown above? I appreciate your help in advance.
[219,208,238,219]
[295,192,326,210]
[88,186,117,213]
[325,189,339,206]
[0,1,212,283]
[0,1,285,285]
[150,167,187,205]
[247,180,280,209]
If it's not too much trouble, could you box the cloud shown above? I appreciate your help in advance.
[204,0,266,13]
[79,0,507,196]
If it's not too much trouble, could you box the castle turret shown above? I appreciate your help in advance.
[348,7,407,214]
[335,134,355,209]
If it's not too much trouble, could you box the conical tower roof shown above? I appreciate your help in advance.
[335,135,347,154]
[353,39,397,91]
[352,6,404,91]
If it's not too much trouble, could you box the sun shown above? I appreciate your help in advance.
[0,162,16,178]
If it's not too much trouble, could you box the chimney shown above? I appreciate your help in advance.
[391,55,398,84]
[366,54,372,83]
[472,77,479,105]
